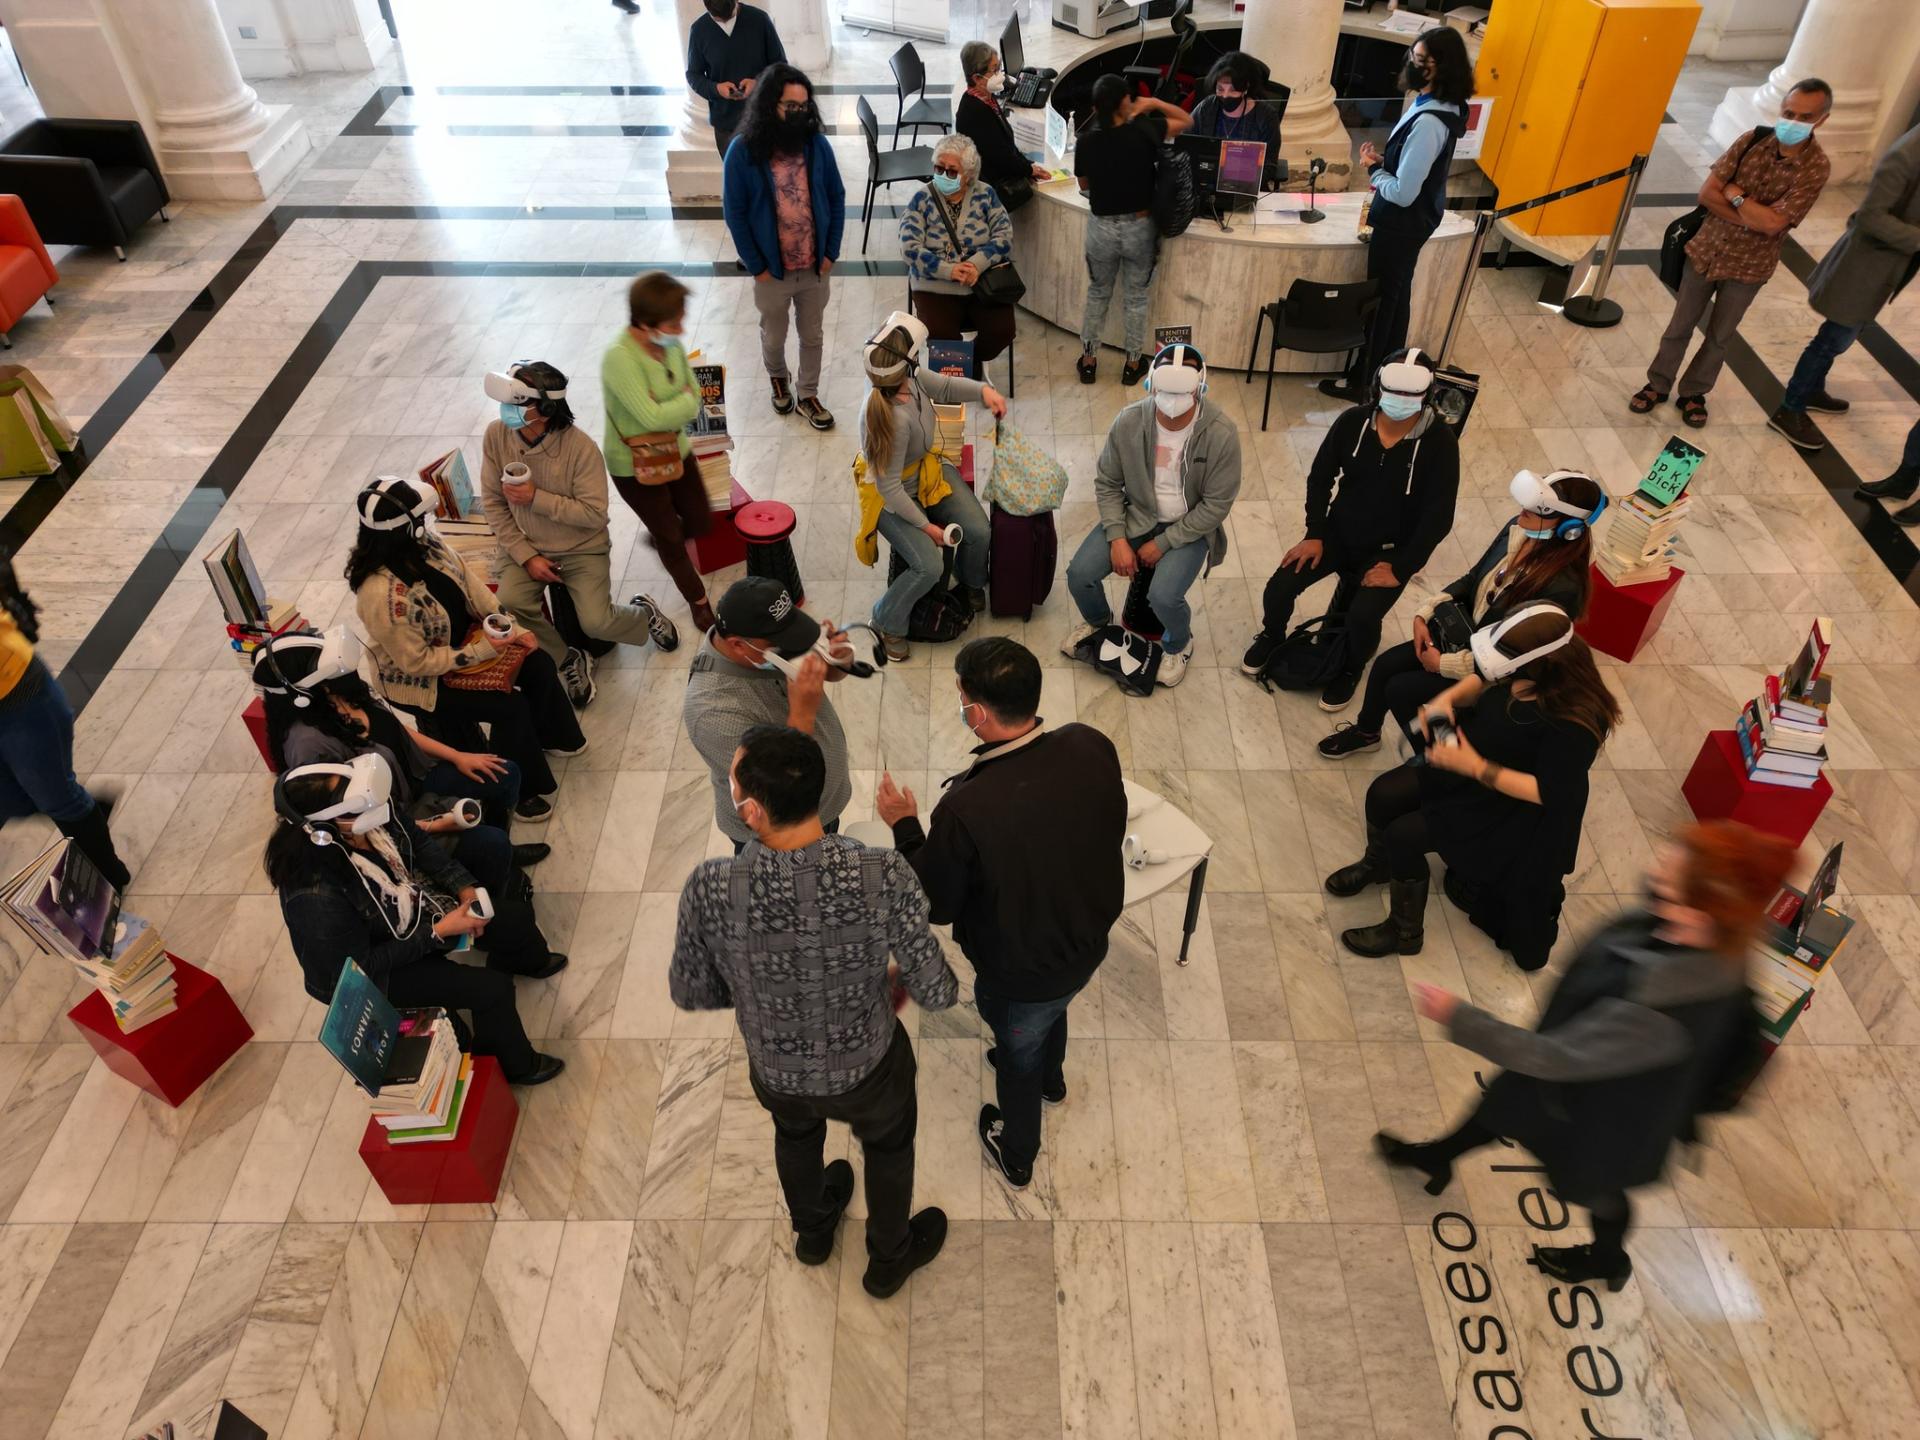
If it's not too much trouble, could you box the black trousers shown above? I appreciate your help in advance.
[749,1021,918,1263]
[1352,221,1430,381]
[1426,1114,1632,1259]
[385,956,538,1079]
[402,647,584,798]
[1354,640,1454,736]
[1261,543,1405,679]
[1364,763,1434,880]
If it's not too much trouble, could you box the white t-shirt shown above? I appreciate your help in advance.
[713,13,738,33]
[1153,419,1193,523]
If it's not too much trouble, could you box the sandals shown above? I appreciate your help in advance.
[1676,394,1708,429]
[1075,352,1097,385]
[1627,385,1665,415]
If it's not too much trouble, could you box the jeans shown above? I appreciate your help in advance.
[750,1021,919,1263]
[612,460,714,610]
[1260,542,1407,679]
[873,481,990,637]
[416,757,522,831]
[1080,213,1156,358]
[0,666,94,826]
[1067,520,1210,653]
[1781,318,1865,411]
[1646,263,1763,397]
[1353,640,1452,738]
[752,268,832,398]
[973,977,1080,1171]
[496,548,667,662]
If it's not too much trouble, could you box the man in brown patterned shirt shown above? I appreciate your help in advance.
[1632,79,1833,429]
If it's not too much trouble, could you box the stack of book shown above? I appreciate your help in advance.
[2,838,177,1031]
[226,599,306,673]
[1736,619,1833,789]
[1752,842,1853,1043]
[320,960,473,1144]
[931,402,965,463]
[432,515,500,585]
[418,448,475,519]
[686,364,734,510]
[1594,434,1705,587]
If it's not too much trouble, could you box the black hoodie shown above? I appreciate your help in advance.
[1303,404,1459,580]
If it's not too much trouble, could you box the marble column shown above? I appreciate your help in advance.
[1243,0,1352,189]
[667,0,726,204]
[768,0,833,72]
[1705,0,1896,183]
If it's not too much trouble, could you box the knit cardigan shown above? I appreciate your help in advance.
[353,538,507,712]
[899,182,1012,296]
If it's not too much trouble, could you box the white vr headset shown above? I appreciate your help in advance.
[1469,601,1575,683]
[1145,342,1207,395]
[254,626,364,709]
[280,752,395,842]
[1377,347,1436,401]
[357,474,435,532]
[482,366,567,404]
[864,311,930,380]
[1509,468,1607,541]
[759,624,890,681]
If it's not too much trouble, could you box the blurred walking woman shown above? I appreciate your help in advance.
[1378,820,1794,1289]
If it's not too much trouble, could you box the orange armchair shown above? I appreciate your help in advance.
[0,194,56,346]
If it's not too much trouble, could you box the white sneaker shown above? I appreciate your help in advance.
[1156,645,1192,688]
[1060,620,1103,658]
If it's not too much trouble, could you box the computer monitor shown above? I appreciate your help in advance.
[1174,131,1222,193]
[1217,139,1266,196]
[1001,12,1025,77]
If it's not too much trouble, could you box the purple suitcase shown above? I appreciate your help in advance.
[988,507,1056,620]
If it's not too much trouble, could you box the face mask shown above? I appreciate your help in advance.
[1774,118,1813,146]
[932,172,963,197]
[706,0,736,17]
[985,71,1006,95]
[774,117,811,150]
[654,333,684,352]
[1153,390,1196,419]
[959,701,978,733]
[1218,89,1243,108]
[1399,60,1430,93]
[1518,523,1557,541]
[1378,393,1423,421]
[500,402,528,429]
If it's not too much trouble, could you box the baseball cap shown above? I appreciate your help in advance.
[714,577,820,656]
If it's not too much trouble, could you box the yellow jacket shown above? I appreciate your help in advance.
[852,450,951,567]
[0,607,32,702]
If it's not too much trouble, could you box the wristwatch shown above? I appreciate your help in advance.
[1729,193,1746,210]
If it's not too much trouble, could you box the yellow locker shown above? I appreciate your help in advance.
[1472,0,1545,176]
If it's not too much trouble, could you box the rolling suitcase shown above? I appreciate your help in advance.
[988,507,1056,620]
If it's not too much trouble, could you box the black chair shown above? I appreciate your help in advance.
[907,285,1015,398]
[0,119,170,259]
[1244,277,1381,430]
[889,43,952,149]
[858,96,933,253]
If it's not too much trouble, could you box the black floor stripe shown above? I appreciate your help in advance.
[341,82,904,137]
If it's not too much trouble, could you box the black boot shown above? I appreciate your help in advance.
[1856,464,1918,501]
[1340,876,1428,956]
[1325,826,1390,898]
[56,802,131,892]
[1373,1131,1454,1196]
[1531,1242,1633,1292]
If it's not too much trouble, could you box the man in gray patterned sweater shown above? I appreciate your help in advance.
[670,724,957,1298]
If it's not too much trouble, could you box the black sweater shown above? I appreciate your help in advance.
[1303,404,1459,580]
[685,5,786,134]
[956,92,1031,189]
[891,723,1126,1001]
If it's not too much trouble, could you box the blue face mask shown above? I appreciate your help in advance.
[1774,118,1813,146]
[656,334,684,352]
[500,402,528,429]
[1518,522,1557,541]
[931,172,963,197]
[1378,393,1423,422]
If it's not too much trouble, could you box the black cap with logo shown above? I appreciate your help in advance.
[714,577,820,657]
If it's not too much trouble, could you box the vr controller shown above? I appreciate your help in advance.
[761,623,891,681]
[438,798,483,830]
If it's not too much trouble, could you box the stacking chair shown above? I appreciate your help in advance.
[1244,277,1381,430]
[858,96,933,253]
[889,43,953,148]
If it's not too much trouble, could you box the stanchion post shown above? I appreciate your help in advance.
[1436,210,1494,369]
[1562,153,1647,329]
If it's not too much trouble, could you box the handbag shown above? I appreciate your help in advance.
[984,417,1069,516]
[439,623,530,693]
[994,172,1035,213]
[1426,598,1473,654]
[1660,126,1770,289]
[1250,612,1352,693]
[623,431,684,485]
[931,192,1026,304]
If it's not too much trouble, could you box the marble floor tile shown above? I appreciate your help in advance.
[905,1219,982,1440]
[219,1224,354,1437]
[516,1220,631,1440]
[360,1221,492,1440]
[281,1221,424,1440]
[1259,1224,1375,1440]
[1694,1227,1851,1440]
[1122,1220,1220,1439]
[1053,1220,1141,1440]
[437,1220,562,1440]
[1191,1223,1296,1440]
[0,1223,144,1438]
[981,1221,1064,1440]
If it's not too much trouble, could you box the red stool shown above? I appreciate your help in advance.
[1577,564,1684,662]
[692,479,751,576]
[1681,729,1831,847]
[735,499,804,605]
[242,697,275,771]
[69,956,253,1107]
[359,1055,520,1205]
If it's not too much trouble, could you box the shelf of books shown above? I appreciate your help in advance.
[1752,843,1854,1055]
[322,960,519,1204]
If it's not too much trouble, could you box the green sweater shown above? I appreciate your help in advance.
[601,330,701,476]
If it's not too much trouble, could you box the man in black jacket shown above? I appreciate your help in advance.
[1244,347,1459,710]
[876,637,1126,1189]
[685,0,786,157]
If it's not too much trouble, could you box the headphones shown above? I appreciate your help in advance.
[1143,342,1208,396]
[864,312,930,385]
[1509,468,1608,542]
[252,626,363,710]
[1370,346,1436,407]
[272,753,395,848]
[482,364,567,406]
[357,475,435,536]
[1469,601,1575,683]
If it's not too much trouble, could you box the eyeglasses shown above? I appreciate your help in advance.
[776,101,810,117]
[933,164,964,178]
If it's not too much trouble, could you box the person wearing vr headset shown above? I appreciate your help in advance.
[1248,347,1459,710]
[684,577,855,852]
[1318,468,1603,759]
[859,311,1004,660]
[348,477,586,823]
[1378,820,1796,1292]
[481,357,678,709]
[0,553,131,891]
[1062,343,1240,688]
[266,754,566,1088]
[1326,605,1618,967]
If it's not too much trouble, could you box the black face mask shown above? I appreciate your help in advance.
[773,115,812,150]
[705,0,737,17]
[1400,59,1432,93]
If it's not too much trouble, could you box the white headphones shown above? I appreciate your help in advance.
[274,752,395,846]
[755,623,891,680]
[1509,468,1607,541]
[482,365,567,404]
[357,475,435,535]
[1469,601,1575,683]
[864,311,930,385]
[1144,342,1208,395]
[1123,834,1176,869]
[252,626,363,710]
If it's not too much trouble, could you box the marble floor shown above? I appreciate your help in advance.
[4,2,1920,1438]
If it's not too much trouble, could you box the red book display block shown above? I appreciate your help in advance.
[692,479,752,576]
[68,956,253,1107]
[1681,729,1832,847]
[359,1055,520,1206]
[242,696,275,771]
[1577,564,1684,662]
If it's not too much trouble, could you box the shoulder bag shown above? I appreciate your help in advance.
[1659,126,1770,290]
[931,191,1027,305]
[439,623,530,693]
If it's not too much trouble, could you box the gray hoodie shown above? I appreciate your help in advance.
[1093,395,1242,566]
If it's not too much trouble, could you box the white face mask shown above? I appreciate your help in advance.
[985,71,1006,94]
[1154,390,1196,419]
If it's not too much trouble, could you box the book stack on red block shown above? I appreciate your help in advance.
[359,1055,520,1205]
[69,957,253,1107]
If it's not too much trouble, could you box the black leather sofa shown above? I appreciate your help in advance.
[0,118,170,258]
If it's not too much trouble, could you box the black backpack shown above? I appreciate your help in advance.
[885,541,975,643]
[1252,612,1352,693]
[1071,623,1162,697]
[1153,148,1195,239]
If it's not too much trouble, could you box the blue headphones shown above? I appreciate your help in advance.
[1510,468,1607,541]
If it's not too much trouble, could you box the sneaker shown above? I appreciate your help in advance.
[1857,465,1919,501]
[559,646,597,708]
[796,396,835,430]
[514,796,553,824]
[862,1207,948,1298]
[1075,352,1097,384]
[1318,376,1360,402]
[1802,389,1849,414]
[633,591,678,652]
[881,632,910,662]
[543,737,590,758]
[1156,644,1191,688]
[1767,407,1827,452]
[1120,355,1150,387]
[978,1105,1033,1189]
[1060,619,1103,658]
[1317,723,1382,759]
[985,1046,1066,1106]
[510,1052,567,1086]
[511,842,552,868]
[1319,671,1360,711]
[770,377,795,414]
[960,585,987,614]
[794,1159,855,1265]
[1241,629,1282,676]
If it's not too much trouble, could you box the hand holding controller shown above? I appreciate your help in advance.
[468,887,495,921]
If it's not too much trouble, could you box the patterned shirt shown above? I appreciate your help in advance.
[670,836,958,1096]
[769,152,815,272]
[1686,131,1830,285]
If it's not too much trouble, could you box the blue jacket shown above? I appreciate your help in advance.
[722,132,846,279]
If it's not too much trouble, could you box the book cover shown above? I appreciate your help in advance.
[1635,434,1706,509]
[1780,619,1834,699]
[687,364,729,445]
[35,842,122,961]
[1153,324,1194,349]
[202,529,266,627]
[926,338,974,379]
[318,959,403,1097]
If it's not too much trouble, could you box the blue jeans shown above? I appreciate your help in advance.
[418,758,522,831]
[0,667,95,827]
[872,480,989,638]
[1080,213,1157,358]
[973,977,1081,1170]
[1067,520,1210,653]
[1782,318,1864,411]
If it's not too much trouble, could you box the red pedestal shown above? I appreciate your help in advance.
[692,479,751,576]
[68,957,253,1107]
[1681,729,1832,847]
[1574,568,1681,672]
[358,1055,520,1205]
[242,696,275,771]
[959,442,973,491]
[1576,564,1684,662]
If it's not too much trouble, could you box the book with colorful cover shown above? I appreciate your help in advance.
[1634,434,1706,509]
[418,449,474,519]
[1153,324,1194,349]
[926,338,974,379]
[386,1055,474,1143]
[1780,618,1833,700]
[686,364,730,451]
[318,959,404,1097]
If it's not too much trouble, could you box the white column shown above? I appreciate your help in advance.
[1706,0,1894,183]
[1243,0,1353,189]
[665,0,727,204]
[766,0,832,71]
[1687,0,1807,62]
